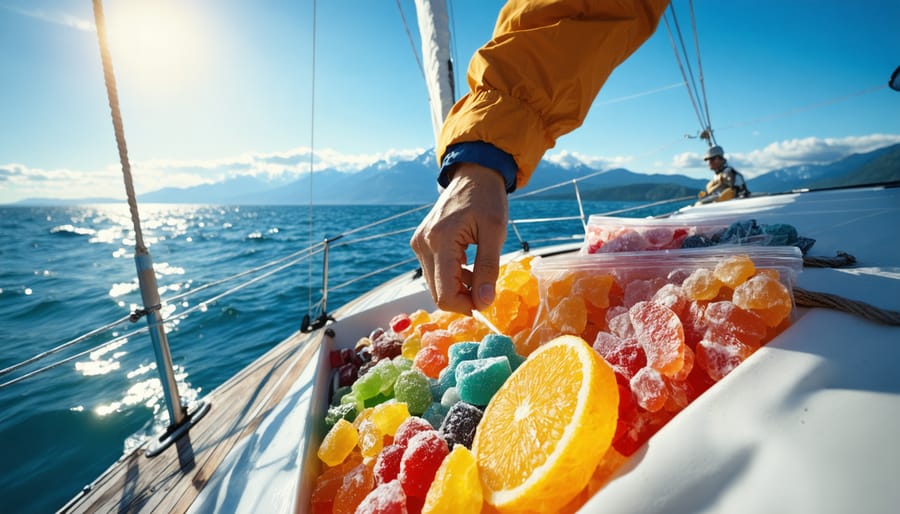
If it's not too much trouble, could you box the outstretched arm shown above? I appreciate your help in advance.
[412,0,670,314]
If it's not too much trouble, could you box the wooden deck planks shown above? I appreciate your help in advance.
[60,329,322,514]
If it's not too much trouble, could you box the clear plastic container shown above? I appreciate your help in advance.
[526,244,803,360]
[524,244,803,456]
[582,214,809,254]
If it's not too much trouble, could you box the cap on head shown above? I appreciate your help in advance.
[704,145,724,161]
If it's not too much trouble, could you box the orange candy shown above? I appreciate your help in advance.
[549,296,588,335]
[732,274,793,327]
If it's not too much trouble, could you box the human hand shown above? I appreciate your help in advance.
[410,163,509,315]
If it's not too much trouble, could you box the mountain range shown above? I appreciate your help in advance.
[11,143,900,206]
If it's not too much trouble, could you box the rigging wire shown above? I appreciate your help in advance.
[663,1,715,146]
[687,0,713,141]
[396,0,427,81]
[307,0,318,317]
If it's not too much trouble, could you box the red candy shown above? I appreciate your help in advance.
[356,479,409,514]
[390,313,412,334]
[374,443,405,486]
[629,301,685,376]
[393,416,434,448]
[398,430,449,499]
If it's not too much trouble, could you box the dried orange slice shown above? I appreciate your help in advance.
[472,335,619,512]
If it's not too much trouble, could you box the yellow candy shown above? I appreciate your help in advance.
[317,418,358,467]
[713,254,756,288]
[371,402,410,437]
[422,445,483,514]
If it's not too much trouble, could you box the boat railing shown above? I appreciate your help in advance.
[0,176,695,392]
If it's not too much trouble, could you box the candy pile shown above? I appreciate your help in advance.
[311,248,800,513]
[527,251,796,456]
[584,216,814,254]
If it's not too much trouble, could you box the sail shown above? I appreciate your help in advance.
[413,0,455,148]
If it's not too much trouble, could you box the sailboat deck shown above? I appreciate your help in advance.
[60,269,428,513]
[60,328,321,513]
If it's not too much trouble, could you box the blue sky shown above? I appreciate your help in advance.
[1,0,899,203]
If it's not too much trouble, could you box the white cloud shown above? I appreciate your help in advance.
[0,147,428,203]
[3,6,94,32]
[544,150,632,170]
[665,134,900,178]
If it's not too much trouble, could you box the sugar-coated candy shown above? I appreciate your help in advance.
[713,254,756,289]
[363,392,393,409]
[477,334,525,370]
[599,229,649,252]
[652,283,688,318]
[439,402,483,450]
[549,295,588,334]
[394,416,434,448]
[447,315,489,342]
[331,385,351,406]
[704,301,767,347]
[336,362,357,388]
[310,451,363,514]
[333,458,375,514]
[572,273,615,309]
[624,278,666,308]
[374,443,405,486]
[695,338,753,381]
[317,418,358,467]
[607,306,635,339]
[324,402,357,428]
[677,302,704,345]
[593,332,646,380]
[356,479,409,514]
[629,301,684,376]
[394,369,433,416]
[393,356,414,372]
[429,377,444,402]
[682,268,723,301]
[732,274,793,327]
[422,402,450,430]
[357,417,385,459]
[421,329,455,355]
[398,430,450,499]
[371,402,410,437]
[440,387,460,408]
[421,445,483,514]
[401,333,422,360]
[413,344,448,379]
[455,356,512,406]
[630,367,668,412]
[371,333,403,361]
[447,341,480,368]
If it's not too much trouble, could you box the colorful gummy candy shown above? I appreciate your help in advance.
[312,248,799,513]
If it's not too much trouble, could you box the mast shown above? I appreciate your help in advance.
[413,0,455,147]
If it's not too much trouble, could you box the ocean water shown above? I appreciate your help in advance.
[0,200,688,513]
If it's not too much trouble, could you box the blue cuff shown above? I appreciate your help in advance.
[438,142,518,193]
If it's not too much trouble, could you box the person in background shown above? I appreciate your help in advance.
[697,145,749,204]
[410,0,671,315]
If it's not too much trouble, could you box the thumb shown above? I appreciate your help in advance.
[471,236,503,311]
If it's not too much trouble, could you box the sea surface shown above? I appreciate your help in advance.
[0,199,689,513]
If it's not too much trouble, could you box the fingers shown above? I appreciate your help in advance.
[410,162,508,315]
[433,244,474,315]
[471,221,505,311]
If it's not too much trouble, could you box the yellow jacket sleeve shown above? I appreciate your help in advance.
[438,0,670,189]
